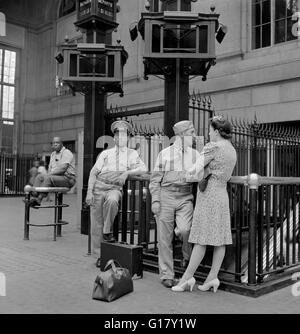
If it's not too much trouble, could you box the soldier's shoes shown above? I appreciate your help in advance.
[161,279,175,288]
[103,233,116,243]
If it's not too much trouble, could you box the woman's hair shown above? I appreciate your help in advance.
[210,116,233,139]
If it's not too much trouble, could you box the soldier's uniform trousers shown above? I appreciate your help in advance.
[157,187,193,280]
[90,180,122,258]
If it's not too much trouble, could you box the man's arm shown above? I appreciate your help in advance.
[87,152,106,195]
[48,154,54,173]
[149,152,164,204]
[87,165,99,195]
[49,164,68,175]
[49,150,73,175]
[127,151,148,176]
[117,151,147,185]
[185,143,217,182]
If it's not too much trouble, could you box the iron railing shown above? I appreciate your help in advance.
[110,174,300,289]
[231,120,300,177]
[0,153,35,196]
[105,94,300,178]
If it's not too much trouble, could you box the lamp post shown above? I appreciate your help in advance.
[56,0,128,235]
[137,0,222,137]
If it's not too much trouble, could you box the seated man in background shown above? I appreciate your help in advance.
[29,137,76,206]
[28,160,40,186]
[85,120,147,267]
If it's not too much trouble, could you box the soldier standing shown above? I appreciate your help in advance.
[149,120,201,288]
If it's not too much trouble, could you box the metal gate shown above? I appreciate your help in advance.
[0,153,35,196]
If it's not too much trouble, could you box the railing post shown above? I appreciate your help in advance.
[121,181,128,242]
[57,193,63,237]
[247,173,260,286]
[23,189,30,240]
[87,208,92,256]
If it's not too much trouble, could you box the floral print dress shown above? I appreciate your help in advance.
[189,140,237,246]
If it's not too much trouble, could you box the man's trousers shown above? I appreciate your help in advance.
[33,174,75,195]
[157,188,193,280]
[90,180,122,258]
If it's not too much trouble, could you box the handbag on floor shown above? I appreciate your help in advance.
[92,259,133,302]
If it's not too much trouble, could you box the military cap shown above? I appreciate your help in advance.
[111,120,133,134]
[173,120,195,135]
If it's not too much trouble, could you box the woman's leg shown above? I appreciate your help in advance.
[179,244,207,283]
[205,245,226,283]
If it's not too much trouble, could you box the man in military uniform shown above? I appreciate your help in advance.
[149,120,202,288]
[85,120,147,267]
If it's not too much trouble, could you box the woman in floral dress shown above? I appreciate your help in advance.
[172,116,237,293]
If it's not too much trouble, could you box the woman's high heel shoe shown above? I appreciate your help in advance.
[198,278,220,293]
[171,277,196,292]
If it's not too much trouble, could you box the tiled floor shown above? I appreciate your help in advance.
[0,195,299,314]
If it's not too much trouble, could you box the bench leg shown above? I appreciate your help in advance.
[87,210,91,256]
[53,193,58,241]
[57,193,63,237]
[24,193,30,240]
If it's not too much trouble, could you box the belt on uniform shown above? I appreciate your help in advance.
[161,185,193,193]
[98,177,122,186]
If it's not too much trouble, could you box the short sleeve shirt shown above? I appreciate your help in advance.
[49,147,76,177]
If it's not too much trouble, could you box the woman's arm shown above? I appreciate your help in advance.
[184,143,218,182]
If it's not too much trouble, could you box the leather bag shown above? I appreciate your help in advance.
[92,259,133,302]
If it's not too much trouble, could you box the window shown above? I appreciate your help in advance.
[59,0,76,18]
[0,46,16,153]
[275,0,298,43]
[252,0,299,49]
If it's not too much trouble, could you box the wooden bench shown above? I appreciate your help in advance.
[23,185,70,241]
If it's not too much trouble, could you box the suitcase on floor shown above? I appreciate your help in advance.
[100,242,143,279]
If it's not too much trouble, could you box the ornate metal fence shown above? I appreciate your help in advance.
[0,153,35,196]
[231,119,300,177]
[106,94,300,177]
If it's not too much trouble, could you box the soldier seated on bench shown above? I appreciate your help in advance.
[29,137,76,207]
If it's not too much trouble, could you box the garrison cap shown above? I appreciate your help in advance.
[173,120,195,135]
[111,120,133,134]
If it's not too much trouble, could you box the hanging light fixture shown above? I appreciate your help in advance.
[216,24,227,44]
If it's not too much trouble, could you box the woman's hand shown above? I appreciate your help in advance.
[187,165,197,175]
